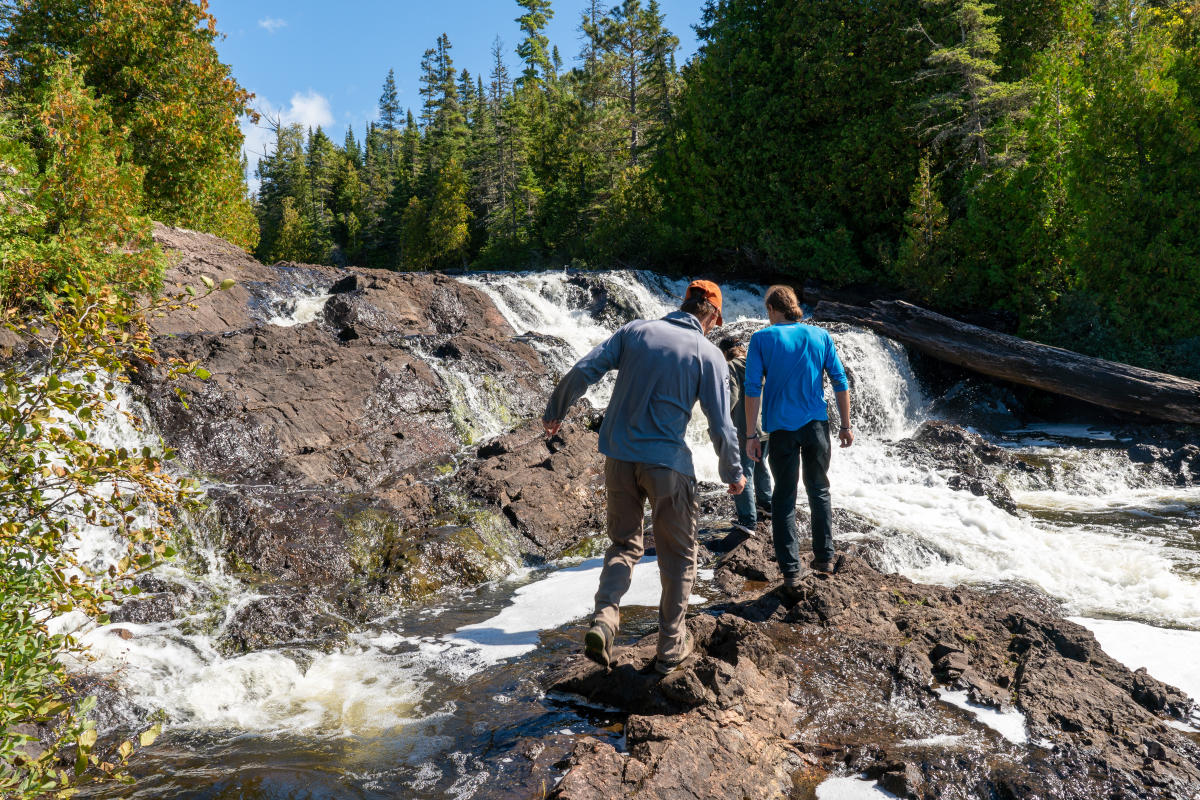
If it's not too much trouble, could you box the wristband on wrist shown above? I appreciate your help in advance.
[840,425,851,431]
[746,433,759,440]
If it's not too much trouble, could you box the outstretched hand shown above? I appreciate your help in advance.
[544,419,562,437]
[728,476,747,496]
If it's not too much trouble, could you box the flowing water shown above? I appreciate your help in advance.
[66,270,1200,798]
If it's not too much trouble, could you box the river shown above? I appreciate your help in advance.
[69,270,1200,798]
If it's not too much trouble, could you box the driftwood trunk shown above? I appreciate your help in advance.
[813,299,1200,425]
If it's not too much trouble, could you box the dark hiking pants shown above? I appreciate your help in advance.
[767,420,834,575]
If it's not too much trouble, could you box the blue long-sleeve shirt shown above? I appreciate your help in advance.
[543,311,743,483]
[744,321,849,433]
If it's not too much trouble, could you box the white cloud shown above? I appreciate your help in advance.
[257,17,287,34]
[240,91,336,192]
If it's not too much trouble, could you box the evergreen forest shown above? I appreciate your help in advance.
[249,0,1200,378]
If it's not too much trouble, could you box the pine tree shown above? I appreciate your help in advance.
[379,68,401,131]
[305,126,339,260]
[419,33,467,172]
[458,70,478,126]
[400,110,423,197]
[912,0,1030,174]
[515,0,555,91]
[330,155,365,263]
[399,195,429,269]
[425,157,472,267]
[895,155,950,300]
[598,0,679,166]
[343,126,362,168]
[255,123,310,263]
[272,196,312,263]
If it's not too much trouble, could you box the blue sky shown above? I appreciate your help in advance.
[207,1,705,181]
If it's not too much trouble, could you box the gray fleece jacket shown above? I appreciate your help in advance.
[543,311,743,483]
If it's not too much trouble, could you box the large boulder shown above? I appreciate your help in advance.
[461,416,606,557]
[132,226,559,630]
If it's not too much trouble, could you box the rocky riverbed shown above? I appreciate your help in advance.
[70,226,1200,798]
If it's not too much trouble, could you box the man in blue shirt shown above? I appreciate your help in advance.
[543,280,745,674]
[744,285,853,589]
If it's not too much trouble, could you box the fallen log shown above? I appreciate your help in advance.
[813,299,1200,425]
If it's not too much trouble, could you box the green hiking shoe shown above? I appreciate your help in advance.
[584,621,615,668]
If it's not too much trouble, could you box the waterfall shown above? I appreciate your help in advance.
[56,386,436,737]
[56,269,1200,755]
[465,270,1200,630]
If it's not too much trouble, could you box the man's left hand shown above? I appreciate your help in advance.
[839,427,854,448]
[728,476,747,495]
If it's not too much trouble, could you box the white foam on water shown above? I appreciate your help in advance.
[815,776,900,799]
[1073,617,1200,706]
[40,386,439,738]
[444,555,705,664]
[1004,423,1119,441]
[79,624,425,735]
[1013,485,1200,515]
[1007,445,1168,497]
[898,733,966,748]
[937,689,1027,744]
[267,292,332,327]
[819,413,1200,627]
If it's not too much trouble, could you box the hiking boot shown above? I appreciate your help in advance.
[780,571,804,600]
[731,520,756,537]
[655,632,695,675]
[809,557,835,574]
[584,621,615,668]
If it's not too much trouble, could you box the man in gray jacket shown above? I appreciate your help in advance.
[543,280,745,674]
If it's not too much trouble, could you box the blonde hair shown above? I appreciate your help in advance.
[765,285,803,321]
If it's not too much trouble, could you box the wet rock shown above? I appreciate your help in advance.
[894,421,1038,512]
[1128,443,1167,465]
[547,614,809,800]
[221,589,349,653]
[211,482,514,616]
[713,527,780,584]
[931,645,969,679]
[134,226,557,612]
[565,275,642,327]
[869,760,922,799]
[541,556,1200,798]
[373,518,517,604]
[109,593,178,625]
[462,417,605,557]
[1168,444,1200,486]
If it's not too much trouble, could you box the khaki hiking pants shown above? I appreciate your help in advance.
[593,458,699,663]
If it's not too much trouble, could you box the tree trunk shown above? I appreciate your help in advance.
[813,300,1200,424]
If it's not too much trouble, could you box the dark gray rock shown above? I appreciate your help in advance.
[542,556,1200,799]
[893,420,1039,512]
[135,226,562,615]
[221,589,350,653]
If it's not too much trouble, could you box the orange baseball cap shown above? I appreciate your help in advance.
[686,279,724,326]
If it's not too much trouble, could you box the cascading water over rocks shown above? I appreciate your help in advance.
[62,227,1200,799]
